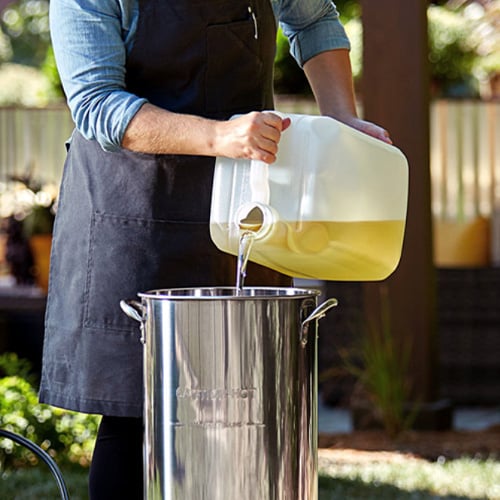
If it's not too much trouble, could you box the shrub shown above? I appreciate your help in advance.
[0,63,59,106]
[0,354,100,469]
[0,30,12,63]
[273,28,311,95]
[0,0,50,67]
[428,5,481,97]
[339,286,418,437]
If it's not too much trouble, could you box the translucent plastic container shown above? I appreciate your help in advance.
[210,113,409,281]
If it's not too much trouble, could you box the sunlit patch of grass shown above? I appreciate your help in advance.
[319,450,500,499]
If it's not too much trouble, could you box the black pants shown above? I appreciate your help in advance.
[88,416,143,500]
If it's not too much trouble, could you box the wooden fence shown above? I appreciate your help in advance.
[0,105,74,184]
[430,100,499,221]
[429,100,500,267]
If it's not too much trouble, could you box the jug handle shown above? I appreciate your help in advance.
[120,300,146,344]
[300,298,338,347]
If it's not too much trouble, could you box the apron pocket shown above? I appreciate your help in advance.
[84,212,218,332]
[206,18,263,114]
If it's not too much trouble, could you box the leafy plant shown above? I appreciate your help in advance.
[341,286,419,437]
[40,45,64,99]
[0,62,57,106]
[0,0,50,67]
[0,354,100,469]
[273,27,311,96]
[334,0,361,23]
[0,176,57,238]
[273,3,361,95]
[0,352,37,386]
[0,177,57,286]
[428,5,481,97]
[0,29,12,63]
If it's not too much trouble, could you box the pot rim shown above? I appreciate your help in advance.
[138,286,321,301]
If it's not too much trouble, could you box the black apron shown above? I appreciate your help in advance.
[39,0,290,417]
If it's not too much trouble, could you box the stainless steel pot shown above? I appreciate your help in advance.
[121,287,337,500]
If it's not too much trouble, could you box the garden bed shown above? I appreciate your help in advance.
[319,426,500,461]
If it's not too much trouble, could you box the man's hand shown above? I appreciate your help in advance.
[122,105,291,161]
[341,116,393,145]
[303,49,393,146]
[214,112,291,163]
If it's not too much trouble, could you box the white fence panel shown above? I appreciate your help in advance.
[0,106,73,184]
[430,100,499,221]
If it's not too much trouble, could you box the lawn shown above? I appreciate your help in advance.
[0,465,88,499]
[319,449,500,499]
[1,452,499,499]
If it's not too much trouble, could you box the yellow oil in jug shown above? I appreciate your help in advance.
[211,219,405,281]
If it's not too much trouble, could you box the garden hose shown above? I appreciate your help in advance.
[0,429,70,500]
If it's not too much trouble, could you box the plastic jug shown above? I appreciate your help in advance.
[210,113,409,281]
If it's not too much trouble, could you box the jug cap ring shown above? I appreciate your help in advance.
[235,202,277,240]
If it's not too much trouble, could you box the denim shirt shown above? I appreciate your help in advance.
[50,0,350,152]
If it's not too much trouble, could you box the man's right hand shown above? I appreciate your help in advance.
[213,111,291,164]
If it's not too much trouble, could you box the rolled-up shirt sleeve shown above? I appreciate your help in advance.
[50,0,146,151]
[277,0,351,67]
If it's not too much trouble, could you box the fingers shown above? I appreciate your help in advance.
[371,125,392,145]
[360,121,393,145]
[257,113,287,161]
[262,113,293,162]
[222,111,290,164]
[281,117,292,131]
[346,117,393,145]
[381,129,393,145]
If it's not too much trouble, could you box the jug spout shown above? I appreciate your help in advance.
[236,202,277,239]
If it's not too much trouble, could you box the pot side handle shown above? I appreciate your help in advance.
[300,298,338,347]
[120,299,144,322]
[120,299,146,344]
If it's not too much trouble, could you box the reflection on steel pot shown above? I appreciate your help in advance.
[121,287,337,500]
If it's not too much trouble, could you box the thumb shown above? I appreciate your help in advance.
[281,117,291,131]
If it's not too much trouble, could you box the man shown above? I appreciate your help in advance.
[40,1,390,497]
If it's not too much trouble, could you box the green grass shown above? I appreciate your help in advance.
[0,465,88,499]
[319,455,500,499]
[1,456,499,499]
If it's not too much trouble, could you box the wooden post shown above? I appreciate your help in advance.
[360,1,439,403]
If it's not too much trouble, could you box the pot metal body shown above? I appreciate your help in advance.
[121,287,337,500]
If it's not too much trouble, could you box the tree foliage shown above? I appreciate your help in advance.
[1,1,498,101]
[275,1,498,97]
[0,0,50,66]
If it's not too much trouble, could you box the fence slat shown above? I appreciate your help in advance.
[0,106,73,184]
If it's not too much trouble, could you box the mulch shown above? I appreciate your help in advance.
[319,426,500,461]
